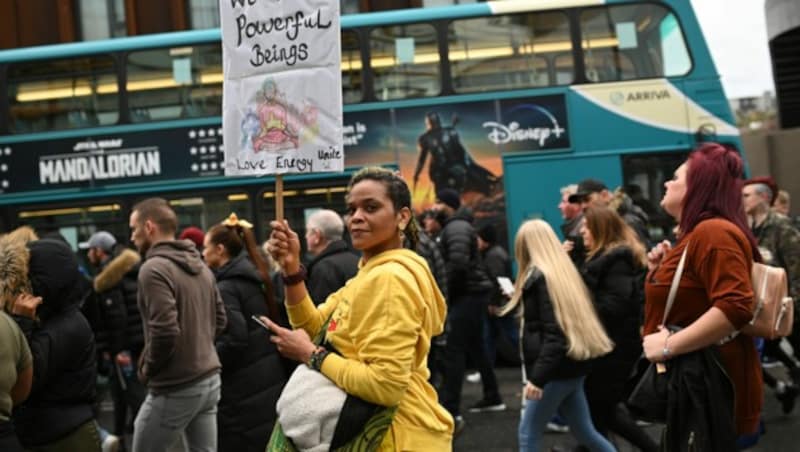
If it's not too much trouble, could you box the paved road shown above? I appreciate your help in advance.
[100,365,798,451]
[456,366,798,452]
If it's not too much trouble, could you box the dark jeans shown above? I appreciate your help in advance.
[483,312,519,366]
[110,351,147,435]
[440,291,500,417]
[0,420,24,452]
[584,350,658,452]
[762,338,800,388]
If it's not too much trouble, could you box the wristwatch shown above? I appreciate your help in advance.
[282,265,307,286]
[308,346,330,371]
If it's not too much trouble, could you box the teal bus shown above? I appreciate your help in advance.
[0,0,741,248]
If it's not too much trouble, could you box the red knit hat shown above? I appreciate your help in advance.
[743,176,779,206]
[179,226,205,250]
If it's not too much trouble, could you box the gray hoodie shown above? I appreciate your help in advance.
[137,239,226,392]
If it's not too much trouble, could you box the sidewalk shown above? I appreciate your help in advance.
[455,366,797,451]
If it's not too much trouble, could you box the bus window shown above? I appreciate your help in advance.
[8,55,119,133]
[554,53,575,85]
[168,193,252,233]
[621,151,689,242]
[16,202,126,248]
[369,23,440,100]
[342,30,363,104]
[127,44,222,122]
[580,4,692,82]
[448,11,572,92]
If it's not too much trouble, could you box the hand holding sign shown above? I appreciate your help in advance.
[266,219,301,273]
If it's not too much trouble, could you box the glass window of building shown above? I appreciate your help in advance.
[78,0,127,40]
[7,55,119,133]
[342,30,362,103]
[190,0,221,29]
[369,24,440,100]
[448,11,572,92]
[127,44,222,122]
[341,0,360,14]
[581,4,692,82]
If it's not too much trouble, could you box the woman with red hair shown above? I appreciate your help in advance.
[642,143,763,448]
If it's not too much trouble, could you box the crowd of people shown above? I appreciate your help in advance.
[0,142,797,451]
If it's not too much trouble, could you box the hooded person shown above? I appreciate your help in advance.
[0,238,101,451]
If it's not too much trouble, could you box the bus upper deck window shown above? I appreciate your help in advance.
[368,23,440,100]
[127,44,222,122]
[580,4,692,82]
[448,11,573,93]
[8,56,119,133]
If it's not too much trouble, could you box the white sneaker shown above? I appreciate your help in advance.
[546,421,570,433]
[102,434,120,452]
[466,371,481,383]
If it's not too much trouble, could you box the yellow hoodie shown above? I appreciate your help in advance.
[287,248,453,451]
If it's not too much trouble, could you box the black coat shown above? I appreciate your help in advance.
[581,246,644,356]
[214,254,291,452]
[664,347,737,452]
[438,213,493,299]
[306,240,359,305]
[521,269,590,387]
[414,232,448,300]
[482,244,511,305]
[87,248,143,356]
[12,239,96,447]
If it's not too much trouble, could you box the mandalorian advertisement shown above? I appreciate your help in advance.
[341,94,570,245]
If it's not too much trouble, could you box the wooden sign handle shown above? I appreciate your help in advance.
[275,174,284,221]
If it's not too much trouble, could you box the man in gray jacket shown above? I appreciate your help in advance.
[128,197,227,452]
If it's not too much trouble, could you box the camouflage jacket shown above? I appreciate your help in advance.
[752,210,800,303]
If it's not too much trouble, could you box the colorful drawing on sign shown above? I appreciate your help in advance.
[240,78,320,153]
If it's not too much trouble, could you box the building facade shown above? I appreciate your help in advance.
[0,0,433,49]
[766,0,800,129]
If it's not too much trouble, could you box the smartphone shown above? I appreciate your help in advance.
[251,315,272,332]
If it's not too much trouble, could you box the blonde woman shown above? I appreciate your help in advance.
[499,220,614,452]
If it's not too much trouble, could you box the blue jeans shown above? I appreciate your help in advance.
[519,377,615,452]
[133,374,221,452]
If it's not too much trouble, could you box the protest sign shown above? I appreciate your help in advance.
[220,0,344,177]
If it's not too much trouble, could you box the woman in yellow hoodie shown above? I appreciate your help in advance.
[264,166,453,451]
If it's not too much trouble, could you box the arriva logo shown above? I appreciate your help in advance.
[483,104,566,147]
[609,89,671,105]
[625,89,671,102]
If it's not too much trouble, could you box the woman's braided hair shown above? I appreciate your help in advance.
[347,167,420,250]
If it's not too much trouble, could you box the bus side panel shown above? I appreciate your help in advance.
[567,81,693,153]
[503,154,623,243]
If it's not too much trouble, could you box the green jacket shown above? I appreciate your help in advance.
[752,211,800,306]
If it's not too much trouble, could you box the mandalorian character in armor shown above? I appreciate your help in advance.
[414,112,497,196]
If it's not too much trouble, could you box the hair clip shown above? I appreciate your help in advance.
[222,213,253,229]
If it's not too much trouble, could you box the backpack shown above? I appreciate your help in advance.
[741,262,794,340]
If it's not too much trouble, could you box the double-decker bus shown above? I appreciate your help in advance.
[0,0,740,248]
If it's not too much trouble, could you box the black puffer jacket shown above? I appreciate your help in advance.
[581,246,644,355]
[305,240,359,305]
[414,232,448,300]
[214,254,290,452]
[438,212,493,299]
[11,239,96,447]
[89,248,143,355]
[521,269,590,387]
